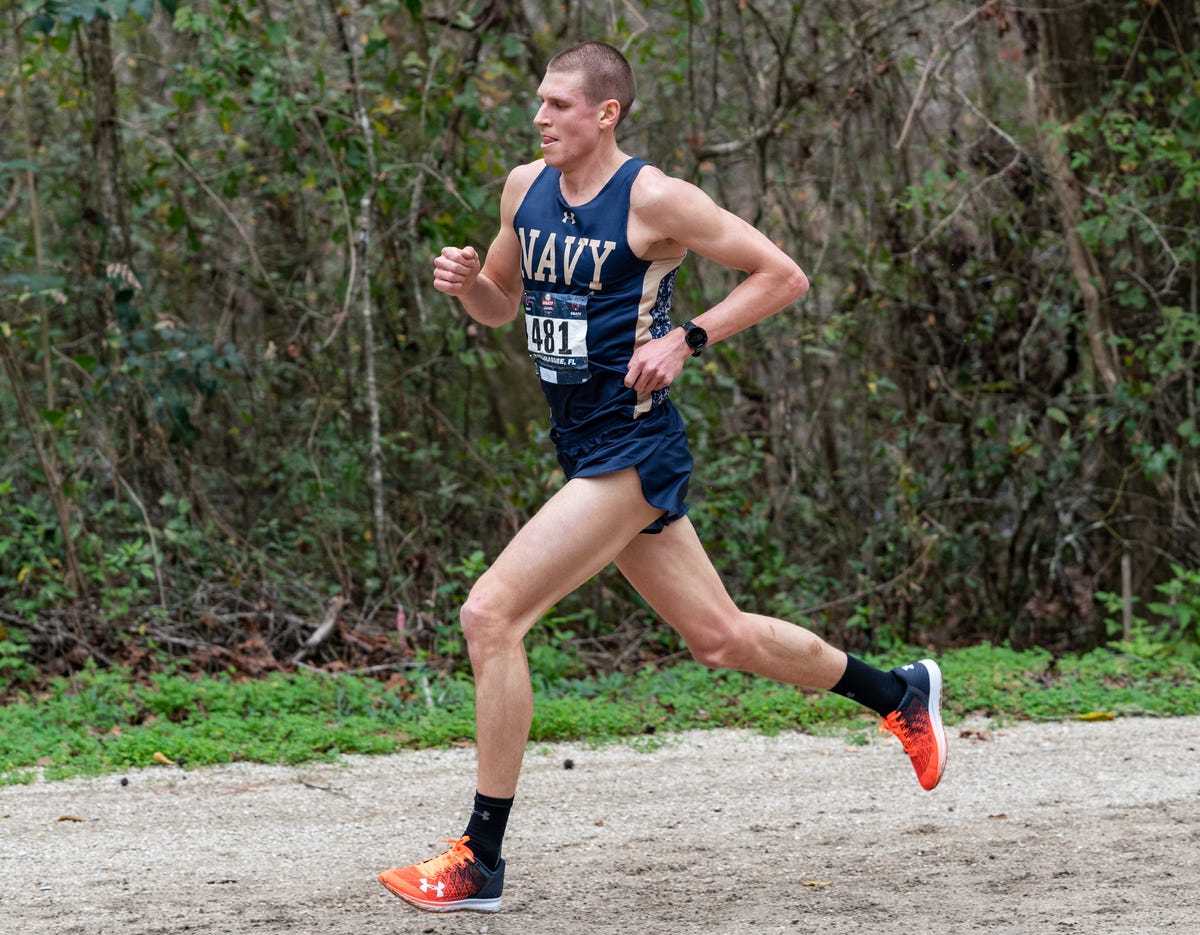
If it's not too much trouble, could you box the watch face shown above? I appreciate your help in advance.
[685,324,707,348]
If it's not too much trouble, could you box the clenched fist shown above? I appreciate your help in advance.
[433,245,481,296]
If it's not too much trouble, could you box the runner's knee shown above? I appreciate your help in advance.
[460,589,498,652]
[460,586,521,659]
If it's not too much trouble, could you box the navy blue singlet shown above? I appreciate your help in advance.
[513,158,684,442]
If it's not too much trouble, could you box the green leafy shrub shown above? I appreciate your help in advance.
[1099,563,1200,661]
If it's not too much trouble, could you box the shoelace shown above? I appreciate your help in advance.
[879,710,913,744]
[417,836,476,873]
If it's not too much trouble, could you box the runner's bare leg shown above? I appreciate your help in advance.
[463,468,661,797]
[615,517,848,688]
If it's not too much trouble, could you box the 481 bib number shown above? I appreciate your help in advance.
[528,316,575,354]
[523,290,590,385]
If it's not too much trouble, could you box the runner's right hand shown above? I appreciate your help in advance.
[433,246,481,296]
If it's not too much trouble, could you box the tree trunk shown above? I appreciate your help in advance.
[344,2,389,571]
[1026,0,1200,615]
[84,16,132,266]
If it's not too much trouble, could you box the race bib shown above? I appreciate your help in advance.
[523,290,590,384]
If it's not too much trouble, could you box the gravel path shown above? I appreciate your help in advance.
[3,715,1198,934]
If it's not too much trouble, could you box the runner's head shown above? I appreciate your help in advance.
[546,42,636,127]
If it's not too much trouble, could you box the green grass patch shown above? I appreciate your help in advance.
[2,644,1197,785]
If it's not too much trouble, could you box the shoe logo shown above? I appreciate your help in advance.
[901,664,915,671]
[562,210,576,225]
[419,878,446,898]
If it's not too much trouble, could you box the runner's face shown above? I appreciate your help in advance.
[534,69,608,168]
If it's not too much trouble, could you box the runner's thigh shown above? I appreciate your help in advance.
[471,468,663,630]
[614,516,738,638]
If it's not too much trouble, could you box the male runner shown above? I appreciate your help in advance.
[378,41,947,914]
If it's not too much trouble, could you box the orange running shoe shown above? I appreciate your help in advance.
[378,836,504,913]
[880,659,948,791]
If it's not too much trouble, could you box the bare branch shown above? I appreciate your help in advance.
[289,595,350,665]
[895,3,988,150]
[690,101,794,159]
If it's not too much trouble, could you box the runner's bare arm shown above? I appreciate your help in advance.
[624,169,808,392]
[433,163,543,328]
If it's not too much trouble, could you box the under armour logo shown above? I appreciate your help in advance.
[562,210,576,225]
[419,878,445,898]
[901,664,915,671]
[472,807,492,821]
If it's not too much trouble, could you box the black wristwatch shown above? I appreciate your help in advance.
[681,320,708,357]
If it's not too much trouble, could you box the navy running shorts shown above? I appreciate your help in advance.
[550,402,693,534]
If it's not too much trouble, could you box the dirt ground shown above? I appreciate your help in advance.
[2,714,1198,934]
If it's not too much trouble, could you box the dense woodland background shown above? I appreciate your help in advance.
[1,0,1198,688]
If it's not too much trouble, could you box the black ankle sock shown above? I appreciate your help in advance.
[831,654,906,717]
[462,791,513,871]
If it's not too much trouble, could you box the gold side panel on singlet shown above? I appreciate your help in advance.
[632,254,685,417]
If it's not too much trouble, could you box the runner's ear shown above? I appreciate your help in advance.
[599,98,620,129]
